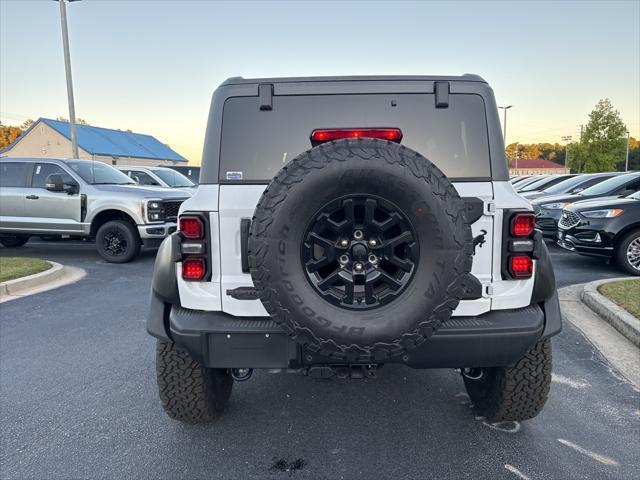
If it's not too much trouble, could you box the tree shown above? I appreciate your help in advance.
[0,125,24,149]
[20,119,34,130]
[568,99,628,173]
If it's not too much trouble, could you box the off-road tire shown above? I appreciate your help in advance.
[96,220,140,263]
[615,229,640,276]
[464,339,552,421]
[156,341,233,424]
[249,138,473,362]
[0,235,30,248]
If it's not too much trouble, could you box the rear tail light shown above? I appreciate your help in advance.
[311,128,402,144]
[509,255,533,278]
[179,213,209,281]
[511,213,535,237]
[503,211,536,280]
[182,257,206,281]
[179,216,204,239]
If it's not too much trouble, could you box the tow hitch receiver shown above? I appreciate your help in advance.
[306,364,378,380]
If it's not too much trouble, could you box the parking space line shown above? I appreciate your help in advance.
[557,438,619,466]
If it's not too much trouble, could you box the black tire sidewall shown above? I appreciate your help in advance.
[0,235,30,248]
[96,220,140,263]
[250,139,472,359]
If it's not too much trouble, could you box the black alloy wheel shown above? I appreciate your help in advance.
[302,195,418,310]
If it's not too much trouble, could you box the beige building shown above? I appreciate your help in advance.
[509,158,570,176]
[0,118,187,166]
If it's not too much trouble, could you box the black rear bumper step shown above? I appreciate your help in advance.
[169,299,554,369]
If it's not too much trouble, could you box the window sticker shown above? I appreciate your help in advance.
[226,171,243,180]
[35,165,41,174]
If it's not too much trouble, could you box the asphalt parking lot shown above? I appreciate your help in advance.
[1,240,638,479]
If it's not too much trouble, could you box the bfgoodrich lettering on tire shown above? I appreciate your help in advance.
[248,138,474,362]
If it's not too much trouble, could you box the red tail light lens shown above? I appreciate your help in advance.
[509,255,533,278]
[182,257,206,280]
[179,216,204,239]
[311,128,402,143]
[511,213,535,237]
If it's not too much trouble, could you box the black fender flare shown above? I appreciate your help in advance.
[147,233,181,340]
[531,231,561,338]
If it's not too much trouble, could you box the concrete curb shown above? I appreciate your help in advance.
[581,277,640,348]
[0,261,86,302]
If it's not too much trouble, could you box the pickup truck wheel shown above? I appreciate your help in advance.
[615,229,640,276]
[463,339,552,422]
[96,220,140,263]
[0,235,30,248]
[249,138,473,362]
[156,341,233,424]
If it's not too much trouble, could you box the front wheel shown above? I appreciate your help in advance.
[0,235,30,248]
[615,229,640,276]
[95,220,140,263]
[463,339,552,422]
[156,341,233,423]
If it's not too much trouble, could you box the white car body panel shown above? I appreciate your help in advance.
[176,180,536,317]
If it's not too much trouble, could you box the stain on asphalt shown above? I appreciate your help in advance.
[269,457,306,475]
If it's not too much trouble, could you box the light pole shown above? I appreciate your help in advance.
[625,131,630,172]
[561,135,572,171]
[56,0,80,158]
[498,105,512,146]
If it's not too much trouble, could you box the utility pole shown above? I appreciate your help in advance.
[57,0,80,158]
[498,105,512,146]
[561,135,572,171]
[625,130,630,172]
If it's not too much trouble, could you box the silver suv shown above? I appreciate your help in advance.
[0,157,189,262]
[116,165,197,195]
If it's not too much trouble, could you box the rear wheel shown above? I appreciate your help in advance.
[463,339,552,421]
[156,341,233,423]
[0,235,30,248]
[615,229,640,276]
[95,220,140,263]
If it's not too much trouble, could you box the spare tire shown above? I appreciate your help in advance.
[249,138,473,362]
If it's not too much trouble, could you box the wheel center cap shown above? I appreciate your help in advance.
[351,243,368,259]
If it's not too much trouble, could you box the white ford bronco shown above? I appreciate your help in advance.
[147,75,561,424]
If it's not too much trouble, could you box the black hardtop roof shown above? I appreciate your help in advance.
[220,74,486,86]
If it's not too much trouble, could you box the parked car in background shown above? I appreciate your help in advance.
[117,166,196,194]
[514,175,548,191]
[522,172,621,201]
[516,174,575,195]
[0,158,189,262]
[163,165,201,185]
[510,175,532,185]
[557,191,640,275]
[533,172,640,238]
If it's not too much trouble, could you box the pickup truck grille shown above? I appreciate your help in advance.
[558,210,580,229]
[163,201,183,220]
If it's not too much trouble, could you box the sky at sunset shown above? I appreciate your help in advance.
[1,0,639,164]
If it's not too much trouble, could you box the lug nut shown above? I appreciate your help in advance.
[368,239,377,248]
[340,238,349,247]
[354,262,364,272]
[353,230,363,240]
[368,254,378,264]
[339,254,350,265]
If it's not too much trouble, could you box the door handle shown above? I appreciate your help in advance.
[26,195,39,200]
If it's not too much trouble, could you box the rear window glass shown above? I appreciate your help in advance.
[219,93,491,182]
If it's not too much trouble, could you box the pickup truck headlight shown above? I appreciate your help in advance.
[582,208,623,218]
[145,199,165,222]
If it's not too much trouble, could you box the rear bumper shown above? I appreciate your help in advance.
[158,291,561,370]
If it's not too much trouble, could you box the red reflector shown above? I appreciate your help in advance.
[311,128,402,143]
[182,257,206,280]
[511,213,535,237]
[509,255,533,278]
[179,216,204,239]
